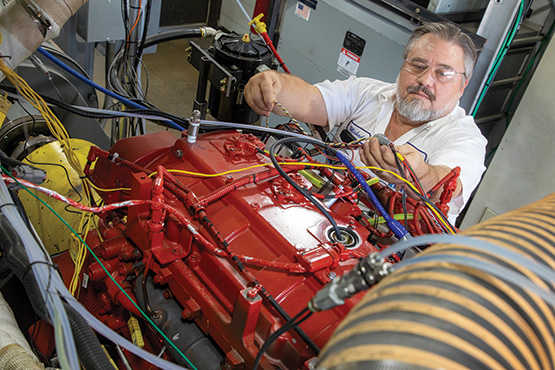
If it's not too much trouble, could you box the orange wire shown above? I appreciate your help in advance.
[126,0,142,43]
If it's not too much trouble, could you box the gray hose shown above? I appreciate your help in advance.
[0,179,78,369]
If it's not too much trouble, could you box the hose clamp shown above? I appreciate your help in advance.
[17,0,52,37]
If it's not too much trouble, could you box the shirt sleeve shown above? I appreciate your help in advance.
[427,121,487,215]
[315,77,385,130]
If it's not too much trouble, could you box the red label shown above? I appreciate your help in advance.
[341,48,361,62]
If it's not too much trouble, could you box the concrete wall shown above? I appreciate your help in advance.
[219,0,256,34]
[461,36,555,228]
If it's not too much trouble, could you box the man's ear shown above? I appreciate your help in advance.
[459,78,470,96]
[463,78,470,89]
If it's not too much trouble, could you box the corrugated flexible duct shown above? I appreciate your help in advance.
[318,194,555,370]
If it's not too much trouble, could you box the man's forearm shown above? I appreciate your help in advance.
[273,73,328,127]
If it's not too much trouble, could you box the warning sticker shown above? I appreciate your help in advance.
[337,47,361,77]
[295,2,311,21]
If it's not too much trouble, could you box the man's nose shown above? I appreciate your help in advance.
[416,67,435,87]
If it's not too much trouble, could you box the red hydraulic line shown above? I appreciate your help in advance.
[260,31,290,73]
[250,14,291,74]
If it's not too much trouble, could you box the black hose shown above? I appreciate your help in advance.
[0,213,48,319]
[142,28,203,49]
[269,136,344,240]
[63,303,115,370]
[253,307,312,370]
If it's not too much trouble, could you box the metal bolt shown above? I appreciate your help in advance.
[246,287,258,299]
[328,271,337,280]
[151,310,162,320]
[175,149,183,158]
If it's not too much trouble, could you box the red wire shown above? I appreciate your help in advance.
[126,0,142,43]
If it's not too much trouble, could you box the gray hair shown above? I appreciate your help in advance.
[404,22,477,80]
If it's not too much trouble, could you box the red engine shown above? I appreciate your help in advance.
[65,130,450,369]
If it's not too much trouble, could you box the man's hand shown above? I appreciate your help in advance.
[360,138,408,184]
[244,71,282,116]
[359,140,461,198]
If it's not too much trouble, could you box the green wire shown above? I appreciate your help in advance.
[0,165,197,370]
[472,0,525,117]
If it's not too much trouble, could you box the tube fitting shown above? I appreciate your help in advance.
[308,252,393,312]
[187,110,201,144]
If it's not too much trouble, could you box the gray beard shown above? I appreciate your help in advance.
[395,96,442,122]
[395,89,453,123]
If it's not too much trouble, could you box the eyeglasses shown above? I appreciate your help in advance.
[403,61,466,83]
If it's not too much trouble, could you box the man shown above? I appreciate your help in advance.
[244,22,487,222]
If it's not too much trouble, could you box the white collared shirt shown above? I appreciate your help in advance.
[315,76,487,222]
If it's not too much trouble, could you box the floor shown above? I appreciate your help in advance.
[94,39,203,136]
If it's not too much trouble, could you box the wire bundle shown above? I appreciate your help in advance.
[0,59,100,296]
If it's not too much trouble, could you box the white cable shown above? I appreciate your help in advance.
[233,0,253,23]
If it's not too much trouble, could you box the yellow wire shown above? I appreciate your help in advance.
[88,179,132,192]
[0,60,109,291]
[113,158,454,233]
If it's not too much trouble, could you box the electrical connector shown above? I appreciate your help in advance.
[308,252,393,312]
[249,14,267,34]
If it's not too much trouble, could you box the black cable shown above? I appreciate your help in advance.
[253,307,312,370]
[258,285,319,355]
[269,137,344,240]
[13,99,84,216]
[0,202,16,210]
[0,85,189,130]
[20,260,57,288]
[142,28,203,49]
[15,99,84,200]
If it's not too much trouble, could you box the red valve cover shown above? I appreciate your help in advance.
[87,131,381,369]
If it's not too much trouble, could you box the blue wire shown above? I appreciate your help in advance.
[36,47,184,131]
[335,151,409,239]
[406,142,428,162]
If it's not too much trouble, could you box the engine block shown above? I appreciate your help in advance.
[82,130,389,369]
